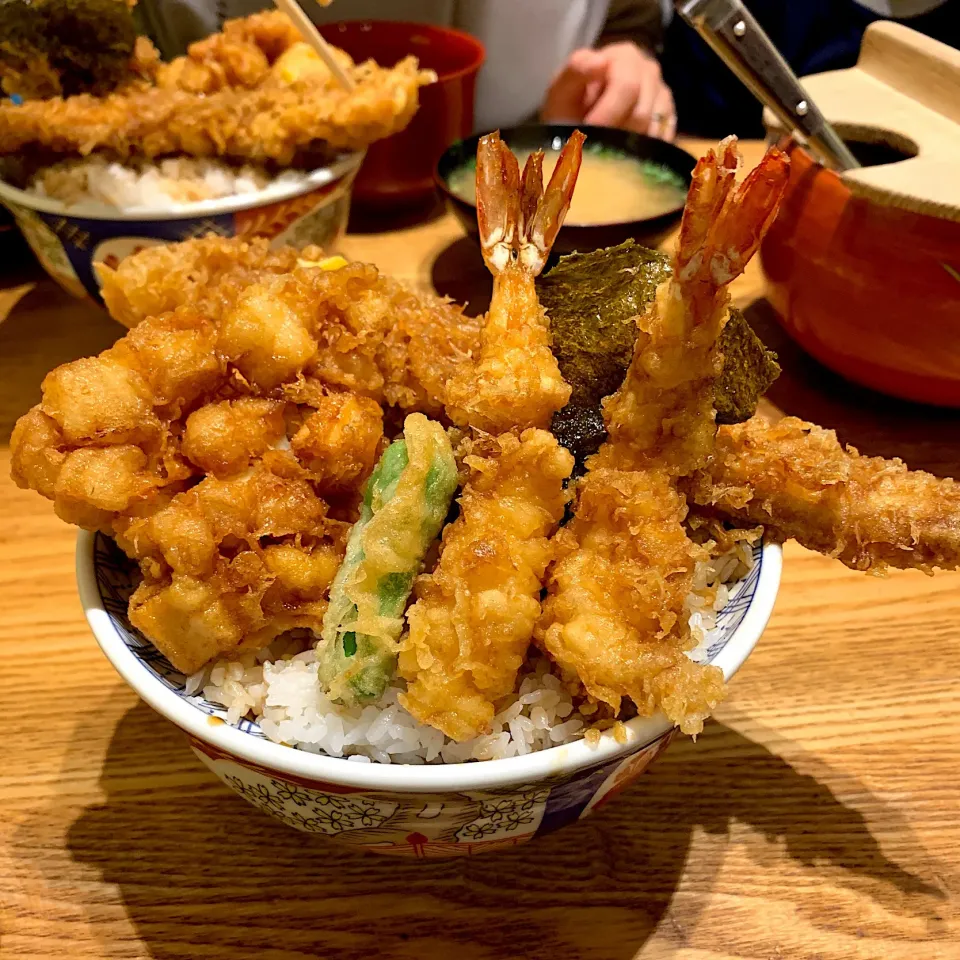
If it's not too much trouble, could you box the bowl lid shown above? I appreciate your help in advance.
[764,21,960,223]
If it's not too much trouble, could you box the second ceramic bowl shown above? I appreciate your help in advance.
[761,136,960,406]
[0,150,363,306]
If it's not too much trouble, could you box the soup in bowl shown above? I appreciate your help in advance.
[437,124,696,254]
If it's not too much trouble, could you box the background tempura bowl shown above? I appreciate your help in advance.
[0,150,364,307]
[78,530,781,857]
[318,21,485,208]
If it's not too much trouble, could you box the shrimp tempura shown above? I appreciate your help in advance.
[444,130,582,432]
[597,137,790,475]
[539,466,721,734]
[399,133,581,740]
[399,430,573,741]
[686,416,960,574]
[538,141,790,734]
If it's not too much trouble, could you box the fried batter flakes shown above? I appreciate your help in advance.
[11,236,479,673]
[289,391,384,495]
[119,460,344,674]
[0,11,435,162]
[97,236,320,330]
[536,468,723,735]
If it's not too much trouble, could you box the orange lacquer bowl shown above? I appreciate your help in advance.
[761,138,960,406]
[319,21,485,208]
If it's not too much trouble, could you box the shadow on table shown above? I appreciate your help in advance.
[0,277,119,440]
[348,192,447,236]
[29,698,949,960]
[744,299,960,477]
[430,235,490,318]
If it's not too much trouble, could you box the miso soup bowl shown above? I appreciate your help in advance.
[0,149,363,308]
[436,124,697,257]
[78,530,781,858]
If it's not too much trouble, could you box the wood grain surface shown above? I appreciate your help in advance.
[1,141,958,960]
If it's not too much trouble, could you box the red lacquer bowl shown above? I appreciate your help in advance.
[761,139,960,406]
[319,20,484,208]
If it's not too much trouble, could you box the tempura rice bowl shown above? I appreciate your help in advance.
[0,150,363,305]
[79,529,781,857]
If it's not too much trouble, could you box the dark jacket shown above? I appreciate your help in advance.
[660,0,959,137]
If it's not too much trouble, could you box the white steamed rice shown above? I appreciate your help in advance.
[186,541,755,765]
[27,155,310,212]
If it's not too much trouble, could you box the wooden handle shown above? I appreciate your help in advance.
[764,22,960,222]
[858,20,960,126]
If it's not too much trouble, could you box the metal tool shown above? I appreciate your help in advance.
[675,0,861,171]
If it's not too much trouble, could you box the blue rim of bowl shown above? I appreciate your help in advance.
[0,150,365,222]
[77,530,781,792]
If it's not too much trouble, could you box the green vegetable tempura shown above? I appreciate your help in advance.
[318,413,458,705]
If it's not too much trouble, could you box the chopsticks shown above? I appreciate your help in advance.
[273,0,356,91]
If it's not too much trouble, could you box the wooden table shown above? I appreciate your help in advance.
[1,141,958,960]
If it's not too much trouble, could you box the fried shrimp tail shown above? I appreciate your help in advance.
[445,130,583,432]
[599,138,790,475]
[399,430,574,741]
[686,416,960,574]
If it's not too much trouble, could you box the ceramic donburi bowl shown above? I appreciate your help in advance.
[78,530,781,858]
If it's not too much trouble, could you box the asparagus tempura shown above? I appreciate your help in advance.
[318,413,457,704]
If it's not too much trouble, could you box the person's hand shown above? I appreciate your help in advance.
[542,42,677,141]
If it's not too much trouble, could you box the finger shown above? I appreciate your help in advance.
[568,47,608,77]
[652,86,676,141]
[642,86,676,140]
[662,88,678,141]
[665,110,677,142]
[585,71,641,128]
[542,66,590,122]
[584,78,604,113]
[542,50,607,122]
[631,71,659,134]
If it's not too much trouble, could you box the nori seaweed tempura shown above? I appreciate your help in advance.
[538,240,781,464]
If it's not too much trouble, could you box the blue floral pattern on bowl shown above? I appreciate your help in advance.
[0,154,361,305]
